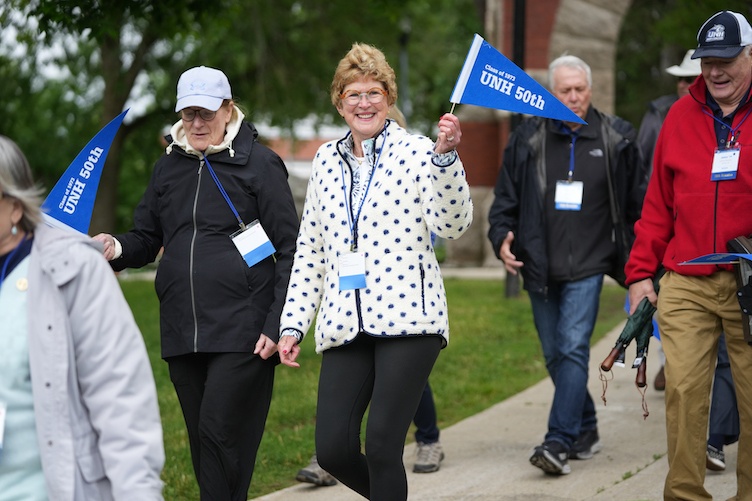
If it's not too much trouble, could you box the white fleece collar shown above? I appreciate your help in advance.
[167,105,245,158]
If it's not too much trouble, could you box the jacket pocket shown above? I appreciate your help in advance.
[420,262,426,314]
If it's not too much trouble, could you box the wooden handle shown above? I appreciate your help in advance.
[635,359,647,388]
[601,345,622,372]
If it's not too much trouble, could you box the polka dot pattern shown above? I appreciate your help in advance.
[280,125,473,353]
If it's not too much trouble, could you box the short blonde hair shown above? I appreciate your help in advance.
[330,43,398,109]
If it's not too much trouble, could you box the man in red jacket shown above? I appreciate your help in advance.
[625,10,752,501]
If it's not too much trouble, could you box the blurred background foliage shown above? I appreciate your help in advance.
[614,0,741,127]
[1,0,749,233]
[0,0,483,232]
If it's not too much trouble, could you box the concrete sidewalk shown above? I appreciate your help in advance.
[254,320,738,500]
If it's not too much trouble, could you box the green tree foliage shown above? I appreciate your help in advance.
[1,0,227,232]
[1,0,482,233]
[616,0,749,129]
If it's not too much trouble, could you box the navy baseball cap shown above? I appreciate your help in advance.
[692,11,752,59]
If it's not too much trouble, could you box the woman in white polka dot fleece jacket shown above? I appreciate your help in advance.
[277,43,472,500]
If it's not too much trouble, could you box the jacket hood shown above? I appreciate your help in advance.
[32,224,104,285]
[166,104,246,158]
[34,223,101,255]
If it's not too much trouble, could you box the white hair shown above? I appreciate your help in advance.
[548,54,593,89]
[0,135,44,232]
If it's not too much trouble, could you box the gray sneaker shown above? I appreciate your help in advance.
[296,454,337,486]
[413,441,445,473]
[706,444,726,471]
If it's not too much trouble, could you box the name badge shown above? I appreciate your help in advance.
[339,251,367,290]
[711,148,740,181]
[554,180,584,211]
[231,219,276,267]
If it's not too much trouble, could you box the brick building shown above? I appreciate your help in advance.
[263,0,633,267]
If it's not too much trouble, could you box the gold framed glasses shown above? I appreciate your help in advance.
[180,108,217,122]
[340,87,387,106]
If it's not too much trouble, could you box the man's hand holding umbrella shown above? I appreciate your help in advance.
[600,271,664,417]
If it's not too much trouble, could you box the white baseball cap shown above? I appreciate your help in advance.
[665,50,701,77]
[175,66,232,112]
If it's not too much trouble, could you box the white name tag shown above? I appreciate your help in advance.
[339,252,367,290]
[555,180,584,211]
[711,148,740,181]
[231,220,276,267]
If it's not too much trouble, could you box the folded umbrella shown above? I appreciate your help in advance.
[599,270,663,417]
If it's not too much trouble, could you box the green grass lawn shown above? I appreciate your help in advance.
[120,276,628,500]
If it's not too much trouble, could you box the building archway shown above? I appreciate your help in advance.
[447,0,633,267]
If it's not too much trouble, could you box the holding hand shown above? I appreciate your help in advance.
[254,333,279,360]
[277,335,301,368]
[627,279,658,314]
[435,113,462,154]
[92,233,117,261]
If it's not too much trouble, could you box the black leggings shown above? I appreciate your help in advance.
[315,334,443,501]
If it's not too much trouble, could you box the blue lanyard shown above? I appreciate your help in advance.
[557,122,579,181]
[202,154,246,230]
[702,106,752,149]
[567,133,578,181]
[341,131,385,248]
[0,238,24,288]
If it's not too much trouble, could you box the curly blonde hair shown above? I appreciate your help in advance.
[330,43,398,109]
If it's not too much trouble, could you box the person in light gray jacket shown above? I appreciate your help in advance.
[277,43,472,501]
[0,135,164,500]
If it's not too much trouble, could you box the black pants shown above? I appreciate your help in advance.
[315,334,442,501]
[168,352,275,501]
[413,382,440,444]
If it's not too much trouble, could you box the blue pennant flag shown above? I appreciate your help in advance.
[681,252,752,265]
[450,34,586,125]
[42,109,129,234]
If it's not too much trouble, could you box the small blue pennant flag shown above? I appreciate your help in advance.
[450,34,586,125]
[680,252,752,265]
[42,109,129,234]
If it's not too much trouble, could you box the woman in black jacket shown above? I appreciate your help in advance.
[94,66,299,500]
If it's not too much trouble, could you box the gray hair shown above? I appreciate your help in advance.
[548,54,592,89]
[0,135,44,232]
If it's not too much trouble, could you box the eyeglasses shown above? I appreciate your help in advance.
[340,87,387,106]
[180,108,217,122]
[678,76,696,84]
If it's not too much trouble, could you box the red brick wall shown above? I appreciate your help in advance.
[461,0,560,187]
[501,0,560,69]
[456,118,510,187]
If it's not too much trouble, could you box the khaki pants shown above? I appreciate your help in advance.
[658,271,752,501]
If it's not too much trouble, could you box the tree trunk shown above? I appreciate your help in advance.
[90,131,123,235]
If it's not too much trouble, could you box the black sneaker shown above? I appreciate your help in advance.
[530,441,571,475]
[569,429,602,460]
